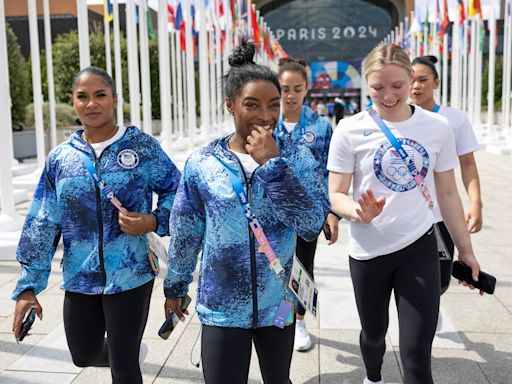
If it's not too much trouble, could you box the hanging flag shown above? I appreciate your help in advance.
[457,0,466,24]
[104,0,113,22]
[468,0,482,18]
[250,5,261,46]
[168,1,175,27]
[440,0,450,36]
[174,2,186,50]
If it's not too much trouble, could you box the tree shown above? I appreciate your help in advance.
[6,23,30,129]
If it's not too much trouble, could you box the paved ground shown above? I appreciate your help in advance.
[0,149,511,384]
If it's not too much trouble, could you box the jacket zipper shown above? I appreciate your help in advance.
[230,153,261,328]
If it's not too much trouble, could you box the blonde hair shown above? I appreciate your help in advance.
[363,44,412,78]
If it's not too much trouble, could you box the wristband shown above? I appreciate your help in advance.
[329,210,342,221]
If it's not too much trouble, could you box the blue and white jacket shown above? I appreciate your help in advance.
[12,127,181,299]
[275,105,333,183]
[163,135,330,328]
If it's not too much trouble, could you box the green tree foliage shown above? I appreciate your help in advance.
[6,23,30,128]
[482,55,503,110]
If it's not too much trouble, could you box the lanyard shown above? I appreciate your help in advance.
[367,107,432,205]
[276,106,306,142]
[432,104,441,113]
[76,150,127,214]
[213,154,284,277]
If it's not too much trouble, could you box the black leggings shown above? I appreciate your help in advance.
[437,221,455,295]
[296,236,318,316]
[63,279,154,384]
[201,324,294,384]
[349,228,440,384]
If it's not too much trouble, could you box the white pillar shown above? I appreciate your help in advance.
[170,30,178,138]
[158,0,172,150]
[198,0,210,137]
[28,0,46,169]
[76,0,90,69]
[176,31,184,139]
[104,1,112,76]
[442,33,448,106]
[112,0,124,125]
[139,5,152,135]
[126,0,141,128]
[487,0,497,133]
[208,29,217,128]
[43,0,57,149]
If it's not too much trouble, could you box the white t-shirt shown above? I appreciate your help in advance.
[232,151,260,178]
[283,121,297,133]
[88,126,127,158]
[431,105,480,222]
[327,106,458,260]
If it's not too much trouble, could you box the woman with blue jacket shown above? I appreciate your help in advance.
[12,67,181,384]
[163,40,330,384]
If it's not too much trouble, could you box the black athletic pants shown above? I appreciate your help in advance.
[201,324,295,384]
[349,228,440,384]
[437,221,455,295]
[296,236,318,316]
[63,279,154,384]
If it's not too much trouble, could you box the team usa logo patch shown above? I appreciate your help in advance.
[302,131,316,144]
[117,149,139,169]
[373,138,430,192]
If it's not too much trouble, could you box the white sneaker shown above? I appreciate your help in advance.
[363,377,384,384]
[294,319,312,351]
[139,342,148,365]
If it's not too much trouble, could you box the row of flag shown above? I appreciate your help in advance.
[103,0,287,63]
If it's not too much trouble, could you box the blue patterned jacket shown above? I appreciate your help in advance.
[275,105,333,184]
[12,127,181,299]
[163,135,330,328]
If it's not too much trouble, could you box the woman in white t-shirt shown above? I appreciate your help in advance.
[327,44,483,384]
[410,55,483,294]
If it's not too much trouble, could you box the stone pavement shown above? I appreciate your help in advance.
[0,149,511,384]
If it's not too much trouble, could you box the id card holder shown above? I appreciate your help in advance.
[273,300,293,329]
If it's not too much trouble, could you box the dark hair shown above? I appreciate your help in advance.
[223,38,280,100]
[412,55,439,79]
[277,57,308,85]
[72,66,116,95]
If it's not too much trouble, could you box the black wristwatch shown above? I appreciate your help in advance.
[329,210,342,221]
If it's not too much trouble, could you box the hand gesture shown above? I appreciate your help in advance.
[119,211,157,235]
[325,213,339,245]
[356,189,385,224]
[465,204,483,233]
[164,298,189,322]
[246,127,280,165]
[12,291,43,340]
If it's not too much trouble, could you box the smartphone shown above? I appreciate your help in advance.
[323,222,331,241]
[18,308,36,342]
[158,295,192,340]
[452,261,496,294]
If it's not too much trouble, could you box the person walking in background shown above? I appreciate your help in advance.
[334,97,345,125]
[328,44,484,384]
[410,55,483,299]
[277,56,339,352]
[11,67,181,384]
[163,40,330,384]
[316,99,327,116]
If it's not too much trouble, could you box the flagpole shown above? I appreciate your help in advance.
[462,20,468,112]
[139,4,152,136]
[43,0,57,149]
[175,29,184,140]
[158,0,172,151]
[170,30,178,139]
[451,21,460,108]
[474,18,483,128]
[502,0,512,134]
[104,0,112,75]
[112,0,123,125]
[208,28,217,129]
[183,0,196,148]
[214,10,223,127]
[442,32,448,105]
[126,0,141,128]
[76,0,90,69]
[487,0,497,134]
[198,0,210,139]
[0,0,23,229]
[28,0,45,169]
[467,18,477,123]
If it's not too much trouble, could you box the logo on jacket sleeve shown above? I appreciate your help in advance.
[117,149,139,169]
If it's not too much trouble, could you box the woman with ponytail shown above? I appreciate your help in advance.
[163,39,330,384]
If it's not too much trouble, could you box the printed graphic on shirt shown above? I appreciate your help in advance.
[373,138,429,192]
[117,149,139,169]
[302,131,316,144]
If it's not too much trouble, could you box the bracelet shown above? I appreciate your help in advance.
[329,210,342,221]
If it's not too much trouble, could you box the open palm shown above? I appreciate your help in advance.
[356,189,386,224]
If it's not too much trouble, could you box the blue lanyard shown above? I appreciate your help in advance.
[212,154,284,276]
[367,107,432,204]
[432,104,441,113]
[76,150,127,213]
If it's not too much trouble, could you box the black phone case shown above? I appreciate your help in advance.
[452,261,496,294]
[323,222,331,241]
[158,295,192,340]
[18,308,36,342]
